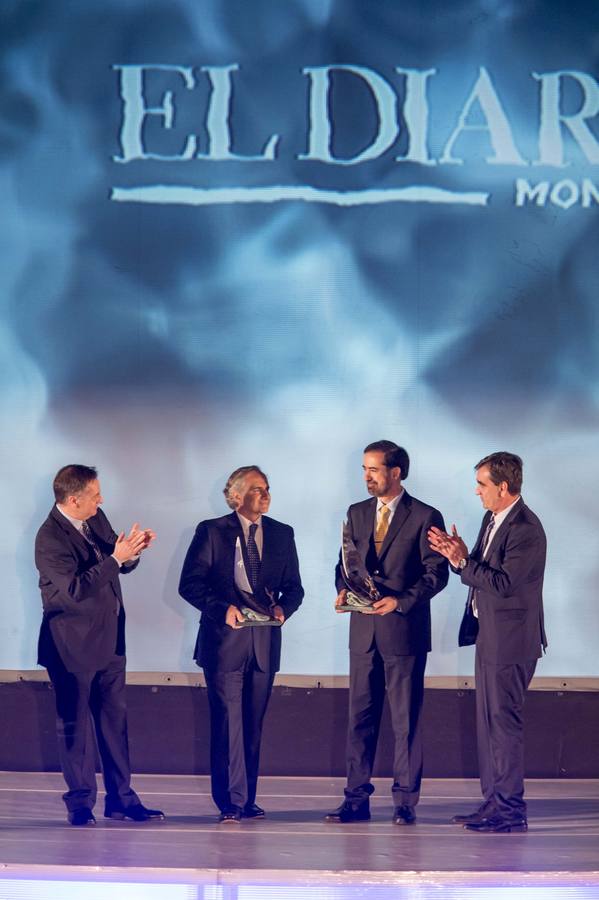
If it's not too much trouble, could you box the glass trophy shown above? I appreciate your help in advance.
[337,519,381,613]
[236,588,283,627]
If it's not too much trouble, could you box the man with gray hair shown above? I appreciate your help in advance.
[179,466,303,823]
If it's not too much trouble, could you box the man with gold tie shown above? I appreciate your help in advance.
[326,441,448,825]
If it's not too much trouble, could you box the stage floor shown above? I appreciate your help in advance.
[0,773,598,894]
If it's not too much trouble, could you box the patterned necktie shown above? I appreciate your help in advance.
[481,515,496,558]
[82,520,120,615]
[81,520,103,562]
[374,504,390,556]
[471,515,496,616]
[246,523,261,592]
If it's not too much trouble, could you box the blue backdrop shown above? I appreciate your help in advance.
[1,0,598,675]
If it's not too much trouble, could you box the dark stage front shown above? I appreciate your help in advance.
[2,679,598,779]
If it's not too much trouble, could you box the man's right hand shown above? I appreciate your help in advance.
[225,605,245,629]
[428,524,469,568]
[335,589,349,613]
[113,529,148,563]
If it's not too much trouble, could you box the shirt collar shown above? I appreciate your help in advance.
[56,503,85,533]
[236,512,262,536]
[492,496,520,529]
[376,488,404,515]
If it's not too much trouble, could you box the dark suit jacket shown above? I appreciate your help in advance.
[458,498,547,664]
[179,513,304,673]
[336,492,449,656]
[35,506,138,673]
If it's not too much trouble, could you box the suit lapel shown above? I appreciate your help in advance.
[224,513,243,577]
[486,498,523,558]
[359,498,377,536]
[50,506,89,556]
[225,512,242,541]
[471,511,493,560]
[258,516,277,586]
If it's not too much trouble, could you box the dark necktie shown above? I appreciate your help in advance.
[246,523,261,592]
[81,520,103,562]
[471,515,496,616]
[82,520,120,615]
[481,515,496,558]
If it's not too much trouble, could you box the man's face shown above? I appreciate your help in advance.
[363,451,401,499]
[70,479,103,520]
[475,465,508,513]
[235,473,271,522]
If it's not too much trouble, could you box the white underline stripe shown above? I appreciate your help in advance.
[111,184,490,207]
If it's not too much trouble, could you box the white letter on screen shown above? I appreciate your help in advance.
[440,67,527,165]
[299,65,398,165]
[196,65,280,161]
[395,67,437,165]
[534,70,599,166]
[113,64,197,162]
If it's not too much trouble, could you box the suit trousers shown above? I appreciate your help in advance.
[46,653,139,813]
[345,646,427,806]
[475,649,537,819]
[204,651,274,812]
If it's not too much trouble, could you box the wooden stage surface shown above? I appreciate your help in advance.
[0,773,598,890]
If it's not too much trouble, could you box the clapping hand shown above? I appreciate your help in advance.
[427,524,468,568]
[113,523,156,563]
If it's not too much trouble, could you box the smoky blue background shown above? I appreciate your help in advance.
[1,0,598,675]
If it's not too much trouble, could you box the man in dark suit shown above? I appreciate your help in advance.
[326,440,448,825]
[179,465,303,823]
[428,451,547,833]
[35,464,164,826]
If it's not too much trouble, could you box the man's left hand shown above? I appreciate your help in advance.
[272,605,285,624]
[370,596,398,615]
[128,523,156,550]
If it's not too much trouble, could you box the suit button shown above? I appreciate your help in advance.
[373,570,380,575]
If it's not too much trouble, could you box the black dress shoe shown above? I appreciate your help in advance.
[451,803,495,825]
[104,802,165,821]
[464,814,528,833]
[325,800,370,823]
[68,807,96,826]
[393,805,416,825]
[218,806,242,823]
[242,803,265,818]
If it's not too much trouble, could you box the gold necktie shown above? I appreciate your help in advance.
[374,504,390,555]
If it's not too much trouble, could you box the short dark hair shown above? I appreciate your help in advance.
[53,464,98,503]
[364,440,410,479]
[475,452,522,495]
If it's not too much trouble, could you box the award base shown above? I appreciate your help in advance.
[338,591,377,614]
[237,607,283,627]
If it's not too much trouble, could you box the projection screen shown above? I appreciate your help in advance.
[1,0,598,677]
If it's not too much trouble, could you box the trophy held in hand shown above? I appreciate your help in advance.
[338,520,381,612]
[236,587,282,627]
